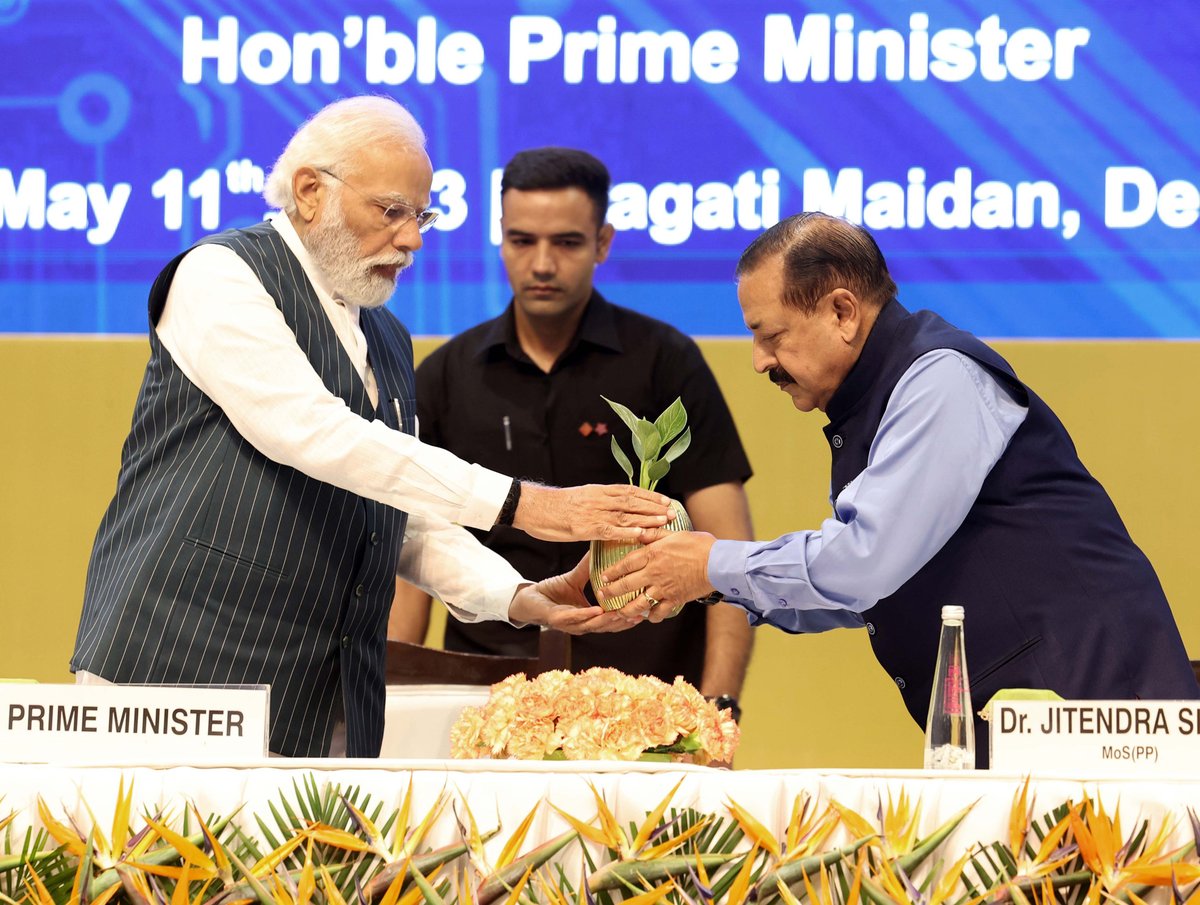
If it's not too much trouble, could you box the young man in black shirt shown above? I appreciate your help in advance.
[389,147,755,710]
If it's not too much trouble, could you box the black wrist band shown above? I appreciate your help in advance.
[496,479,522,527]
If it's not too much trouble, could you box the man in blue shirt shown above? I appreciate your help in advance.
[600,211,1199,761]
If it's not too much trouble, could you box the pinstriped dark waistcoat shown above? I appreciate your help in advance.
[71,222,415,757]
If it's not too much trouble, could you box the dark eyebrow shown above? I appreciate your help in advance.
[504,228,588,241]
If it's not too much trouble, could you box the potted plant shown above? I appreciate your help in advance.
[589,395,693,610]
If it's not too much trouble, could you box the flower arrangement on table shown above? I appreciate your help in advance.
[10,772,1198,905]
[449,667,740,764]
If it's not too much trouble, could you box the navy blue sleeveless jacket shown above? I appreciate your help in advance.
[826,300,1197,746]
[72,222,416,757]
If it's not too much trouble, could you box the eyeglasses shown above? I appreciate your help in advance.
[318,168,440,233]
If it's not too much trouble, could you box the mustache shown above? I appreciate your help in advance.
[768,366,794,386]
[365,250,413,272]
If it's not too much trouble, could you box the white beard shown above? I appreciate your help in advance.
[306,194,413,309]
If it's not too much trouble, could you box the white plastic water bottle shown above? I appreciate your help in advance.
[923,605,975,769]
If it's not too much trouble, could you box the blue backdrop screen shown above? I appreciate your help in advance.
[1,1,1197,337]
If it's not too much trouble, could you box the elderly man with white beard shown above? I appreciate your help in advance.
[70,96,671,758]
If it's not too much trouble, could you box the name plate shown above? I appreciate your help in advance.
[0,684,269,763]
[990,699,1200,775]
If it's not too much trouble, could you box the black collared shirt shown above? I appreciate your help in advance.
[415,292,752,685]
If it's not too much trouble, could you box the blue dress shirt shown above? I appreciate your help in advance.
[708,349,1028,632]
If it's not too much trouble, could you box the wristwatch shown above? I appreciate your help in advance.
[710,695,742,723]
[693,591,724,606]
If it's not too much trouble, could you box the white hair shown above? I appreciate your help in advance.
[263,96,426,213]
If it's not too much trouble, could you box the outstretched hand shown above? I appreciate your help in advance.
[512,483,674,543]
[507,553,645,634]
[597,529,718,624]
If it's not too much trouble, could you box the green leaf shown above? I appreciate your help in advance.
[297,775,317,823]
[662,427,691,464]
[643,732,701,756]
[755,837,873,900]
[476,830,579,905]
[361,838,486,901]
[895,802,974,875]
[632,418,662,462]
[79,827,97,905]
[407,863,448,905]
[602,396,641,436]
[645,459,671,491]
[857,872,908,905]
[282,783,304,829]
[604,395,692,488]
[587,854,736,893]
[257,810,283,851]
[610,438,635,483]
[654,397,687,445]
[87,817,235,902]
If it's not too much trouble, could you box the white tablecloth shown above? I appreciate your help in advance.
[381,684,489,758]
[15,760,1200,861]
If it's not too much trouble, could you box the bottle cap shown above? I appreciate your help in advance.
[941,605,965,621]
